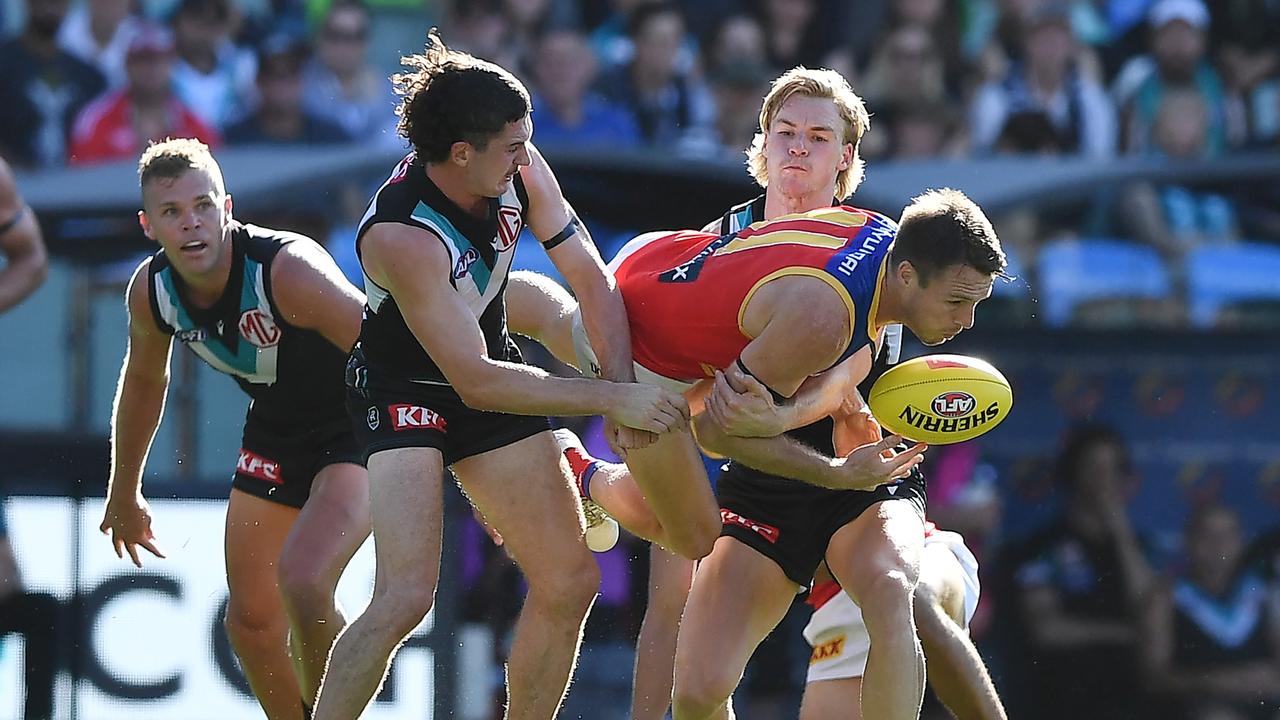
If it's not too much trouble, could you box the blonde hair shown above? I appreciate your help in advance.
[138,138,226,197]
[746,67,870,200]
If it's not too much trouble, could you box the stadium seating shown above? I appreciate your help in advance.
[1186,242,1280,327]
[1036,238,1172,326]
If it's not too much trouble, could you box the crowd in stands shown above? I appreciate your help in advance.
[2,0,1279,329]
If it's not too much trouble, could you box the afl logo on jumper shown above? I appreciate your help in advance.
[932,391,976,418]
[495,207,522,251]
[239,309,281,347]
[366,407,380,431]
[454,247,479,279]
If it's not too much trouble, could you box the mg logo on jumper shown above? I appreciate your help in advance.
[238,309,281,348]
[495,207,522,251]
[932,391,976,418]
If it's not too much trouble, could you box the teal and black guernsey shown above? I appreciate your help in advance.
[355,153,530,384]
[147,223,349,428]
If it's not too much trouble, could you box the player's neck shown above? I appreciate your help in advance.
[764,189,834,219]
[184,227,235,308]
[425,162,488,218]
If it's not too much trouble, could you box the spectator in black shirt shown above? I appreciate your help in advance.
[0,0,106,167]
[225,34,350,146]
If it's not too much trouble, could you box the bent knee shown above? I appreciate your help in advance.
[223,601,286,639]
[367,584,436,638]
[669,522,719,561]
[672,668,737,719]
[277,558,337,610]
[525,551,600,615]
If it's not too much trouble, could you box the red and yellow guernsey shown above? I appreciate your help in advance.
[612,205,899,383]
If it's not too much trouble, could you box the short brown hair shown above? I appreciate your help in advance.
[890,188,1005,285]
[138,137,225,197]
[746,67,870,200]
[393,29,531,163]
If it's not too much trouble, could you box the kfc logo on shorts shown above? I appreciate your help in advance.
[367,407,380,431]
[453,248,479,280]
[494,207,522,251]
[810,635,846,664]
[720,509,780,544]
[390,404,447,432]
[239,309,281,348]
[237,449,282,484]
[931,391,976,418]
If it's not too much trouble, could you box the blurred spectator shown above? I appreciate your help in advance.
[499,0,580,69]
[751,0,847,73]
[0,496,61,720]
[57,0,145,88]
[1210,0,1280,146]
[68,24,220,166]
[707,63,771,156]
[168,0,257,130]
[702,12,766,79]
[225,35,350,145]
[527,29,640,147]
[1119,90,1240,262]
[1004,423,1153,720]
[301,0,401,147]
[0,0,107,168]
[884,0,968,97]
[447,0,521,72]
[597,2,717,154]
[1140,504,1280,720]
[1112,0,1235,155]
[589,0,699,78]
[861,24,950,113]
[970,2,1117,158]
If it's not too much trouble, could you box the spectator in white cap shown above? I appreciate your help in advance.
[1111,0,1240,154]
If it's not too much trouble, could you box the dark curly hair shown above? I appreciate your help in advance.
[392,29,531,163]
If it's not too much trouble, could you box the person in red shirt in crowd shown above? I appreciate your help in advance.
[69,22,218,165]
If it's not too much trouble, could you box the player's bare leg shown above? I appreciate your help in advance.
[453,431,601,719]
[799,677,864,720]
[277,463,370,707]
[223,489,305,720]
[631,547,696,719]
[914,542,1006,720]
[671,537,796,720]
[825,501,926,720]
[506,271,579,366]
[506,272,720,559]
[312,448,444,720]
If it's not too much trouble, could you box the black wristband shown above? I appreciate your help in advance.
[735,358,789,404]
[540,216,580,250]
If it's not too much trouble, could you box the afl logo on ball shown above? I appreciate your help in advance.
[932,392,976,418]
[239,309,281,347]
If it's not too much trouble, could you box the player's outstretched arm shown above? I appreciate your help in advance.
[362,222,687,433]
[101,260,172,567]
[0,159,48,313]
[522,144,635,384]
[270,236,365,352]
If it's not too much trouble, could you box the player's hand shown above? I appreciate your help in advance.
[99,495,166,567]
[830,435,927,491]
[606,383,689,434]
[704,368,787,438]
[606,419,658,456]
[832,406,882,456]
